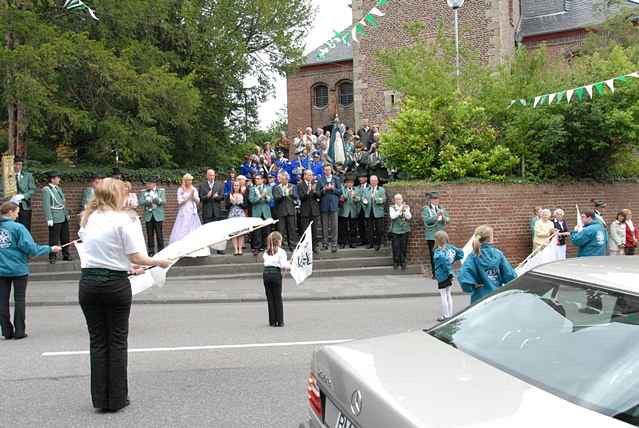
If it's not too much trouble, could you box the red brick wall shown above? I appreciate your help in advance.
[522,28,588,57]
[385,182,639,266]
[287,61,354,137]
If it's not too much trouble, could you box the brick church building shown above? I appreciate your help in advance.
[287,0,638,136]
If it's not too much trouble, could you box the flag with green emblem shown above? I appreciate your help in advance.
[64,0,99,21]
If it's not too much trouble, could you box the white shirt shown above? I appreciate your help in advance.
[79,210,146,271]
[389,204,412,220]
[262,248,290,269]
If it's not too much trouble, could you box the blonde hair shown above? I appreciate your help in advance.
[81,178,126,226]
[434,230,449,249]
[623,208,633,218]
[472,225,494,257]
[266,231,283,256]
[553,208,564,218]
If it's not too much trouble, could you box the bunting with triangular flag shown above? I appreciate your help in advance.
[510,71,639,108]
[64,0,99,20]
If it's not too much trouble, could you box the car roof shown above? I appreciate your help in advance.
[531,257,639,293]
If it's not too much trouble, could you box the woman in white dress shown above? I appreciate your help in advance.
[169,174,201,244]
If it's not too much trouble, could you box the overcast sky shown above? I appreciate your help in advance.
[257,0,353,129]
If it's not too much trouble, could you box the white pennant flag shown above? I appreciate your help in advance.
[548,93,556,104]
[627,72,639,79]
[290,222,314,285]
[576,204,583,231]
[567,89,575,103]
[515,235,560,277]
[533,96,541,108]
[585,85,593,98]
[605,79,615,92]
[461,234,475,263]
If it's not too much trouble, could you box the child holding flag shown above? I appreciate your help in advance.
[433,231,464,321]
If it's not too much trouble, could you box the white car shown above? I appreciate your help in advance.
[302,257,639,427]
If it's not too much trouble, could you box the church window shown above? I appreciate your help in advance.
[313,84,329,108]
[338,81,354,106]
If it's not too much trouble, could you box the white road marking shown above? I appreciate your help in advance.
[41,339,352,357]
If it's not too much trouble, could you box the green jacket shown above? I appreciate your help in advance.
[422,204,449,240]
[248,184,272,219]
[138,188,166,222]
[389,204,412,234]
[81,187,95,210]
[369,186,386,219]
[354,184,372,217]
[42,184,69,224]
[16,171,36,211]
[338,185,358,219]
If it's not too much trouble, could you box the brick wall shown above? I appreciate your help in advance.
[385,182,639,266]
[522,28,588,57]
[287,61,354,137]
[352,0,518,130]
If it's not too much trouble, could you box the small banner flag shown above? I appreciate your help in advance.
[461,234,474,264]
[64,0,99,20]
[290,222,314,285]
[515,235,560,277]
[576,204,583,231]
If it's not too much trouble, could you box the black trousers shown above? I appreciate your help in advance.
[427,240,436,277]
[300,215,320,251]
[626,247,636,256]
[79,277,132,411]
[368,217,384,247]
[391,233,409,267]
[0,276,28,339]
[338,217,357,246]
[251,218,271,251]
[145,218,164,256]
[17,209,32,232]
[357,211,368,245]
[263,271,284,325]
[277,214,298,250]
[48,220,70,260]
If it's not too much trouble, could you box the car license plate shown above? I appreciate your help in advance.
[335,412,355,428]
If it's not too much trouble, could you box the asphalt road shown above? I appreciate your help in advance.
[0,296,464,428]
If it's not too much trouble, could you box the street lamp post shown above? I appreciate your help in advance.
[446,0,465,88]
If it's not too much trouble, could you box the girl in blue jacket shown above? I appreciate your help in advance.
[458,225,517,304]
[0,202,61,339]
[433,231,464,321]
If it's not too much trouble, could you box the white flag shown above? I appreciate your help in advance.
[576,204,583,231]
[290,222,314,285]
[461,234,475,263]
[516,236,560,276]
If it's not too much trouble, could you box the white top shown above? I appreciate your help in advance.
[78,210,147,271]
[389,204,413,220]
[262,248,290,269]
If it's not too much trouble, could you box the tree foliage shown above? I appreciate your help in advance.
[0,0,313,170]
[378,11,639,181]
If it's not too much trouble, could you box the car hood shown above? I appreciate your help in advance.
[313,331,629,428]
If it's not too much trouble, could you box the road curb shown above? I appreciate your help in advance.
[23,291,466,307]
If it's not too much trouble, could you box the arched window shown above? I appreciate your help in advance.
[338,81,353,106]
[313,84,329,109]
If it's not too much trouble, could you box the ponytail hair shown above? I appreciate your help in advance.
[434,230,449,249]
[266,231,283,256]
[472,225,494,257]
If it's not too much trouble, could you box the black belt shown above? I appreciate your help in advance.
[264,266,281,273]
[81,268,129,282]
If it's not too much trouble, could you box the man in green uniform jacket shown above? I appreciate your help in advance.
[42,171,71,263]
[355,172,371,247]
[367,175,387,251]
[138,177,166,256]
[338,175,358,248]
[422,192,450,279]
[248,174,273,254]
[13,158,36,232]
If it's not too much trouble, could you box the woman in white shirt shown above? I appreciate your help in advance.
[78,178,170,412]
[262,231,289,327]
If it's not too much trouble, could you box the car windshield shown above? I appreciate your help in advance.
[429,273,639,426]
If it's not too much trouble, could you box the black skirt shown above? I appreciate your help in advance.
[438,274,453,290]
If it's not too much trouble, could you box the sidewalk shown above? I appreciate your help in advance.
[24,274,463,306]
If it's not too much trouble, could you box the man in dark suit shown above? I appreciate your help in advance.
[298,169,321,255]
[199,169,225,253]
[357,119,373,150]
[13,158,36,232]
[273,171,299,251]
[318,164,342,253]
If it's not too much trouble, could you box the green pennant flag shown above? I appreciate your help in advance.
[539,94,549,105]
[555,91,566,103]
[575,87,586,101]
[615,75,627,83]
[364,14,380,27]
[64,0,99,20]
[377,0,390,6]
[354,22,367,35]
[594,82,605,96]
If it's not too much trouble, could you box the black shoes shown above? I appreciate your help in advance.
[63,256,73,262]
[270,322,285,327]
[331,246,337,253]
[393,264,399,270]
[375,246,380,251]
[49,258,56,265]
[14,334,28,340]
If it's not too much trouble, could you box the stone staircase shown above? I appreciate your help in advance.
[29,246,420,282]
